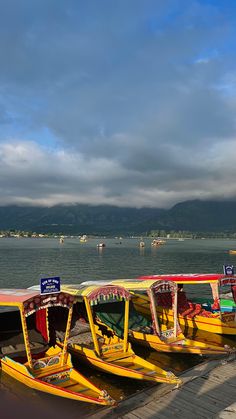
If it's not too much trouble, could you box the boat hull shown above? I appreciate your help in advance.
[59,341,181,385]
[1,348,115,405]
[129,329,234,355]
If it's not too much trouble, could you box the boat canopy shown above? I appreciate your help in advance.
[149,280,178,294]
[64,279,177,296]
[137,274,236,307]
[0,288,74,316]
[62,284,130,305]
[138,273,236,285]
[91,279,179,338]
[110,278,177,292]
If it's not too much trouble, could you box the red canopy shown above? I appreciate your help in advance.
[0,288,74,316]
[138,273,236,284]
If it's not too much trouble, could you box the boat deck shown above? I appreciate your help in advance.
[87,355,236,418]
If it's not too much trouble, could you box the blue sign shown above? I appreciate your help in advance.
[223,265,234,276]
[40,276,61,294]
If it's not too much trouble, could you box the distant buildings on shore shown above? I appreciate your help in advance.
[0,230,236,239]
[0,231,72,238]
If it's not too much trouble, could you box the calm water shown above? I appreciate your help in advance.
[0,237,235,417]
[0,237,235,295]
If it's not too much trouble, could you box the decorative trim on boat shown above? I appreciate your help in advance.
[24,292,74,316]
[87,285,130,305]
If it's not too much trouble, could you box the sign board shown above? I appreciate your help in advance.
[223,265,234,276]
[40,276,61,295]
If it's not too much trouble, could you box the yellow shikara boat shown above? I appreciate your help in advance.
[0,288,115,405]
[58,283,181,385]
[137,274,236,335]
[104,279,235,355]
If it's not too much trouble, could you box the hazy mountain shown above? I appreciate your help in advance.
[0,200,236,235]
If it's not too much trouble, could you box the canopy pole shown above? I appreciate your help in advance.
[84,297,100,356]
[149,290,161,336]
[210,282,220,301]
[173,288,178,338]
[123,299,129,352]
[19,306,33,369]
[46,307,50,342]
[61,306,73,366]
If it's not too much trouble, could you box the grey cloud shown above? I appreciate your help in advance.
[0,1,236,207]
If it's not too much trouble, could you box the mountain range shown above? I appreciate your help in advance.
[0,200,236,235]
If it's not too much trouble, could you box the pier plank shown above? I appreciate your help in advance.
[183,384,235,406]
[87,357,236,419]
[217,402,236,419]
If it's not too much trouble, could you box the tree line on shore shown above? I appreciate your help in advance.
[2,229,236,239]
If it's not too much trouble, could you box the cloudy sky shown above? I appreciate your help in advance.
[0,0,236,208]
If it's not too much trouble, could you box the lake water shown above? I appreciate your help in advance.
[0,237,235,298]
[0,237,235,287]
[0,237,235,417]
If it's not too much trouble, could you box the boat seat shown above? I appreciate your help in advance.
[68,331,94,346]
[0,341,48,357]
[56,318,105,348]
[176,293,218,318]
[155,290,219,319]
[129,325,153,334]
[56,330,94,347]
[0,329,48,358]
[180,301,219,318]
[68,332,104,348]
[211,297,220,310]
[56,319,91,341]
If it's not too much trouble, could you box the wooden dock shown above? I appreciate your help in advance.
[87,355,236,419]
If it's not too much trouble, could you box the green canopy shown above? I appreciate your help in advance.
[93,300,151,338]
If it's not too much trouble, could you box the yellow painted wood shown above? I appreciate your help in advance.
[46,307,49,341]
[123,299,129,352]
[173,288,178,337]
[1,352,115,405]
[19,306,33,369]
[149,290,160,335]
[61,306,73,366]
[84,297,100,356]
[63,340,181,384]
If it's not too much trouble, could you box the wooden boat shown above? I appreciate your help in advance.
[151,239,166,246]
[58,283,181,385]
[108,279,236,354]
[80,235,88,243]
[96,243,106,248]
[229,250,236,255]
[137,274,236,335]
[79,280,235,356]
[0,289,115,405]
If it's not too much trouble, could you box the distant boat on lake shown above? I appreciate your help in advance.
[151,239,166,247]
[80,234,88,243]
[97,243,106,248]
